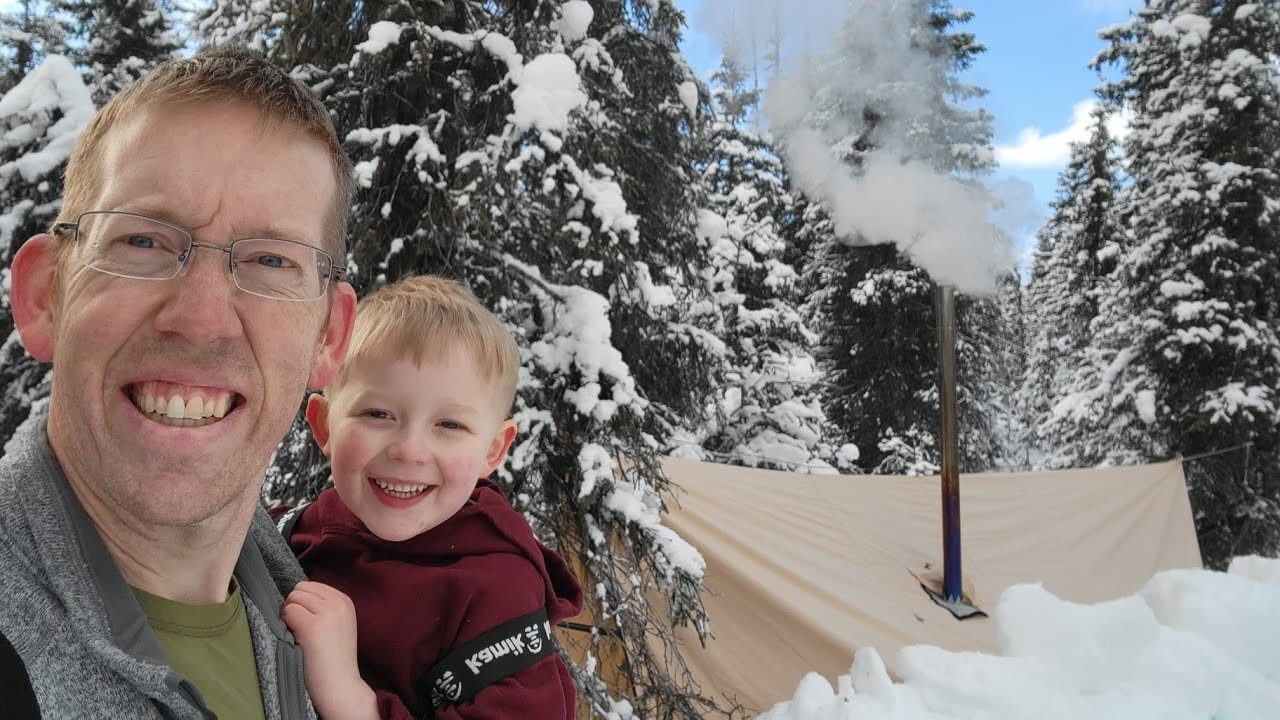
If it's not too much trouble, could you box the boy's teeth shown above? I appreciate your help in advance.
[374,479,429,497]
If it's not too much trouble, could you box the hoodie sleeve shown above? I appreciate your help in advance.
[375,689,419,720]
[431,653,575,720]
[370,656,574,720]
[430,552,577,720]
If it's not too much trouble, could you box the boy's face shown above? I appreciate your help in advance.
[306,344,517,542]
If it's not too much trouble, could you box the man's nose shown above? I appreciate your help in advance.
[151,245,245,342]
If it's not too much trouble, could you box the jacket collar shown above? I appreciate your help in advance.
[26,416,294,656]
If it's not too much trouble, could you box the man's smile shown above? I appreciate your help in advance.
[126,380,245,428]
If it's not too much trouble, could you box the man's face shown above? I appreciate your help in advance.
[20,101,354,528]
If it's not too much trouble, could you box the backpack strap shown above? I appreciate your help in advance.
[1,629,41,719]
[413,608,554,717]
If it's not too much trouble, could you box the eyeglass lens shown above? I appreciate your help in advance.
[75,212,329,301]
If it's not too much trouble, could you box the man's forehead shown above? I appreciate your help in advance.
[92,102,334,246]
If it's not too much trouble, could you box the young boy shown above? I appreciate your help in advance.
[277,275,583,719]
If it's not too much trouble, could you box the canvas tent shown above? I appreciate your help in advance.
[654,457,1202,714]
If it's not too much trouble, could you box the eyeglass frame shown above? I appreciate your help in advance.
[51,210,348,302]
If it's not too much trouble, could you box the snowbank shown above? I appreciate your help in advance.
[759,557,1280,720]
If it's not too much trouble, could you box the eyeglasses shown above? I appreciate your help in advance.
[53,211,346,302]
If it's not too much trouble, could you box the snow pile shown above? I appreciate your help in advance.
[557,0,594,42]
[418,26,586,138]
[677,80,698,118]
[355,21,402,56]
[759,557,1280,720]
[511,53,587,134]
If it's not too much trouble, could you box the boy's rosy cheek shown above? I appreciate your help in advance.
[438,454,482,482]
[334,431,375,460]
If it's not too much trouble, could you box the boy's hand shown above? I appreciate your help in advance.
[283,581,379,720]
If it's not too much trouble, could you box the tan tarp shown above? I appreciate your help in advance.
[658,457,1202,714]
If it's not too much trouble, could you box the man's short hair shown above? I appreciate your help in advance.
[330,275,521,414]
[57,47,354,262]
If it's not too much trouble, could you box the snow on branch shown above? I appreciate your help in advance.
[0,55,93,183]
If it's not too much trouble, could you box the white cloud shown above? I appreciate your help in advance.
[995,99,1130,170]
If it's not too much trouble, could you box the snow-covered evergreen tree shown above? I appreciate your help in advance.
[208,1,724,715]
[792,0,1006,475]
[52,0,180,104]
[198,0,281,58]
[0,0,67,95]
[1026,104,1123,468]
[0,54,93,446]
[695,52,856,473]
[1069,0,1280,566]
[993,268,1028,469]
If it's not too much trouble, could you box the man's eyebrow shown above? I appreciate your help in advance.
[112,204,187,228]
[250,224,313,245]
[103,206,314,246]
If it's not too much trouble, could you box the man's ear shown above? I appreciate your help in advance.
[308,281,357,390]
[10,234,58,362]
[305,393,332,457]
[484,419,518,476]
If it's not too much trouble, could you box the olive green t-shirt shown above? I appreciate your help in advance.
[132,582,267,720]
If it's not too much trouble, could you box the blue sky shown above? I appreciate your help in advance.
[679,0,1143,266]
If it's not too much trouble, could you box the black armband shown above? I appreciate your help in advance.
[414,608,554,716]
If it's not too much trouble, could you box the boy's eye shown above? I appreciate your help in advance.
[365,409,392,420]
[439,420,468,431]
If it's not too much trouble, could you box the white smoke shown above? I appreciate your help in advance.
[780,125,1006,293]
[704,0,1010,295]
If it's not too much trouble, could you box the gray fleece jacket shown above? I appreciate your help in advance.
[0,414,316,720]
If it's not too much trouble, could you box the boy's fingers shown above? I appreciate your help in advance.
[292,581,350,607]
[291,580,332,598]
[285,588,329,615]
[281,603,314,632]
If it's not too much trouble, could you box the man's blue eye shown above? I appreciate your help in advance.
[125,235,158,249]
[256,254,288,268]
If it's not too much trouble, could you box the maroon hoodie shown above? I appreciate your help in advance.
[287,479,584,719]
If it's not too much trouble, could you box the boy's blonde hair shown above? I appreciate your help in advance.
[330,275,520,413]
[57,47,355,262]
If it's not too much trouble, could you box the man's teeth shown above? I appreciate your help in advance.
[374,479,430,498]
[132,385,234,424]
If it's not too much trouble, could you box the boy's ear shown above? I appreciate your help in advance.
[305,393,333,457]
[483,419,518,476]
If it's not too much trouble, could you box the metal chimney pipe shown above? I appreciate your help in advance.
[936,284,962,602]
